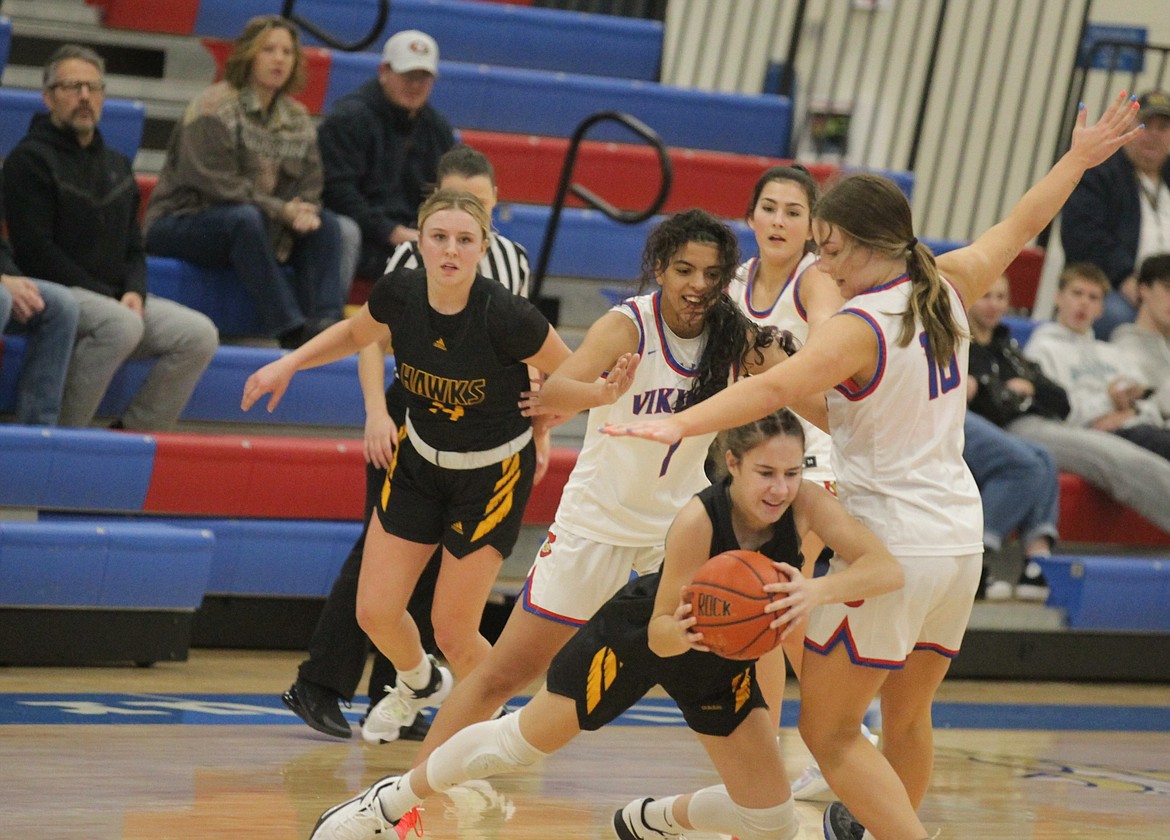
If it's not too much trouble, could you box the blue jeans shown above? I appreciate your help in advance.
[963,412,1060,551]
[0,277,80,425]
[145,204,343,337]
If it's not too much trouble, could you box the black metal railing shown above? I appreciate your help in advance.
[530,111,673,324]
[281,0,389,52]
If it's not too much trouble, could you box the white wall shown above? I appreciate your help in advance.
[662,0,1165,253]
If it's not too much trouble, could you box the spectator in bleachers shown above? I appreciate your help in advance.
[0,177,79,426]
[962,410,1059,602]
[1025,263,1170,461]
[1111,252,1170,421]
[282,146,534,743]
[317,29,455,288]
[143,16,344,349]
[967,274,1170,536]
[1062,90,1170,339]
[3,45,217,430]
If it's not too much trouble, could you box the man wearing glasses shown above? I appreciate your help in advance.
[3,44,217,430]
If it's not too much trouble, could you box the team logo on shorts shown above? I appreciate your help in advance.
[585,646,621,714]
[538,531,556,558]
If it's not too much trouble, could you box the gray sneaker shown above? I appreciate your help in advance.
[361,655,453,744]
[822,801,865,840]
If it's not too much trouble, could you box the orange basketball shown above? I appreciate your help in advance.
[686,549,787,660]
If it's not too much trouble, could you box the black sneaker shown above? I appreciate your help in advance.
[822,801,865,840]
[1015,560,1050,602]
[397,712,431,742]
[282,679,351,739]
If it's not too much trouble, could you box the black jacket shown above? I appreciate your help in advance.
[969,324,1070,426]
[3,113,146,300]
[0,173,22,277]
[1061,148,1170,289]
[317,79,455,247]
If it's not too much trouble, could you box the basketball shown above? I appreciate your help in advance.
[686,549,787,660]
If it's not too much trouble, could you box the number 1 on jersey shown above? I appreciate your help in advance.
[919,332,960,399]
[659,441,681,477]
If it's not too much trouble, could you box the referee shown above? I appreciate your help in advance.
[282,146,532,741]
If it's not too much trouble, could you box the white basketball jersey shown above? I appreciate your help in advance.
[825,275,983,556]
[555,293,722,546]
[730,254,835,486]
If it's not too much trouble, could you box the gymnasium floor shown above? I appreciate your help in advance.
[2,649,1167,839]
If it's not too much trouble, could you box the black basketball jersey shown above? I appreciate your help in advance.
[698,478,802,569]
[367,267,550,451]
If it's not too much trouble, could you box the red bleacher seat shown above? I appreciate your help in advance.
[136,173,157,223]
[140,430,577,526]
[1057,473,1169,547]
[103,0,199,34]
[458,130,837,220]
[1005,246,1044,312]
[144,433,366,521]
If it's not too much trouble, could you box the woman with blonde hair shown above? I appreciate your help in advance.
[243,188,572,747]
[145,15,344,348]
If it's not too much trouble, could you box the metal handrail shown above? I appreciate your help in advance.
[281,0,389,52]
[530,111,673,315]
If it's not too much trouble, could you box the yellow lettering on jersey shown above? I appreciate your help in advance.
[586,646,621,714]
[471,453,521,541]
[398,363,486,406]
[433,337,447,351]
[432,403,465,421]
[732,669,752,713]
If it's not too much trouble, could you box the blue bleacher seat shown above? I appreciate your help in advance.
[146,256,261,336]
[0,88,146,161]
[0,425,155,511]
[45,513,362,598]
[97,344,393,427]
[0,521,212,609]
[1039,555,1170,631]
[1001,314,1040,347]
[0,17,12,77]
[324,55,792,158]
[192,0,660,80]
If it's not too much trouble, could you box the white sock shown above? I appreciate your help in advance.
[396,654,432,693]
[372,774,420,823]
[639,795,685,834]
[425,709,547,793]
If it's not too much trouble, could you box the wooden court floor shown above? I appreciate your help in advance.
[2,649,1167,839]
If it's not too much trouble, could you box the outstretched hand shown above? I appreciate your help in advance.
[241,358,296,413]
[1069,90,1143,170]
[600,352,641,404]
[600,416,684,445]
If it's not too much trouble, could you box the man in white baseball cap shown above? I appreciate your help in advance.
[382,29,439,76]
[318,29,455,281]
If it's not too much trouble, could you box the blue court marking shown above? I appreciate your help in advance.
[0,693,1167,730]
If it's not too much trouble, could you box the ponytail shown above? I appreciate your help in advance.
[900,240,963,366]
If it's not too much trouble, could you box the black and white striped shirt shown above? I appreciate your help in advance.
[384,233,531,299]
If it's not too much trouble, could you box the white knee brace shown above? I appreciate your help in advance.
[425,711,546,793]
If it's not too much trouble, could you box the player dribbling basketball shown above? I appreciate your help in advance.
[308,409,902,840]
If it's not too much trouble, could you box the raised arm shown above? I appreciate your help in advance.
[603,312,876,445]
[940,92,1141,303]
[242,306,389,412]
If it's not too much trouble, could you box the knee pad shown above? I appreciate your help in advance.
[425,710,546,793]
[731,796,798,840]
